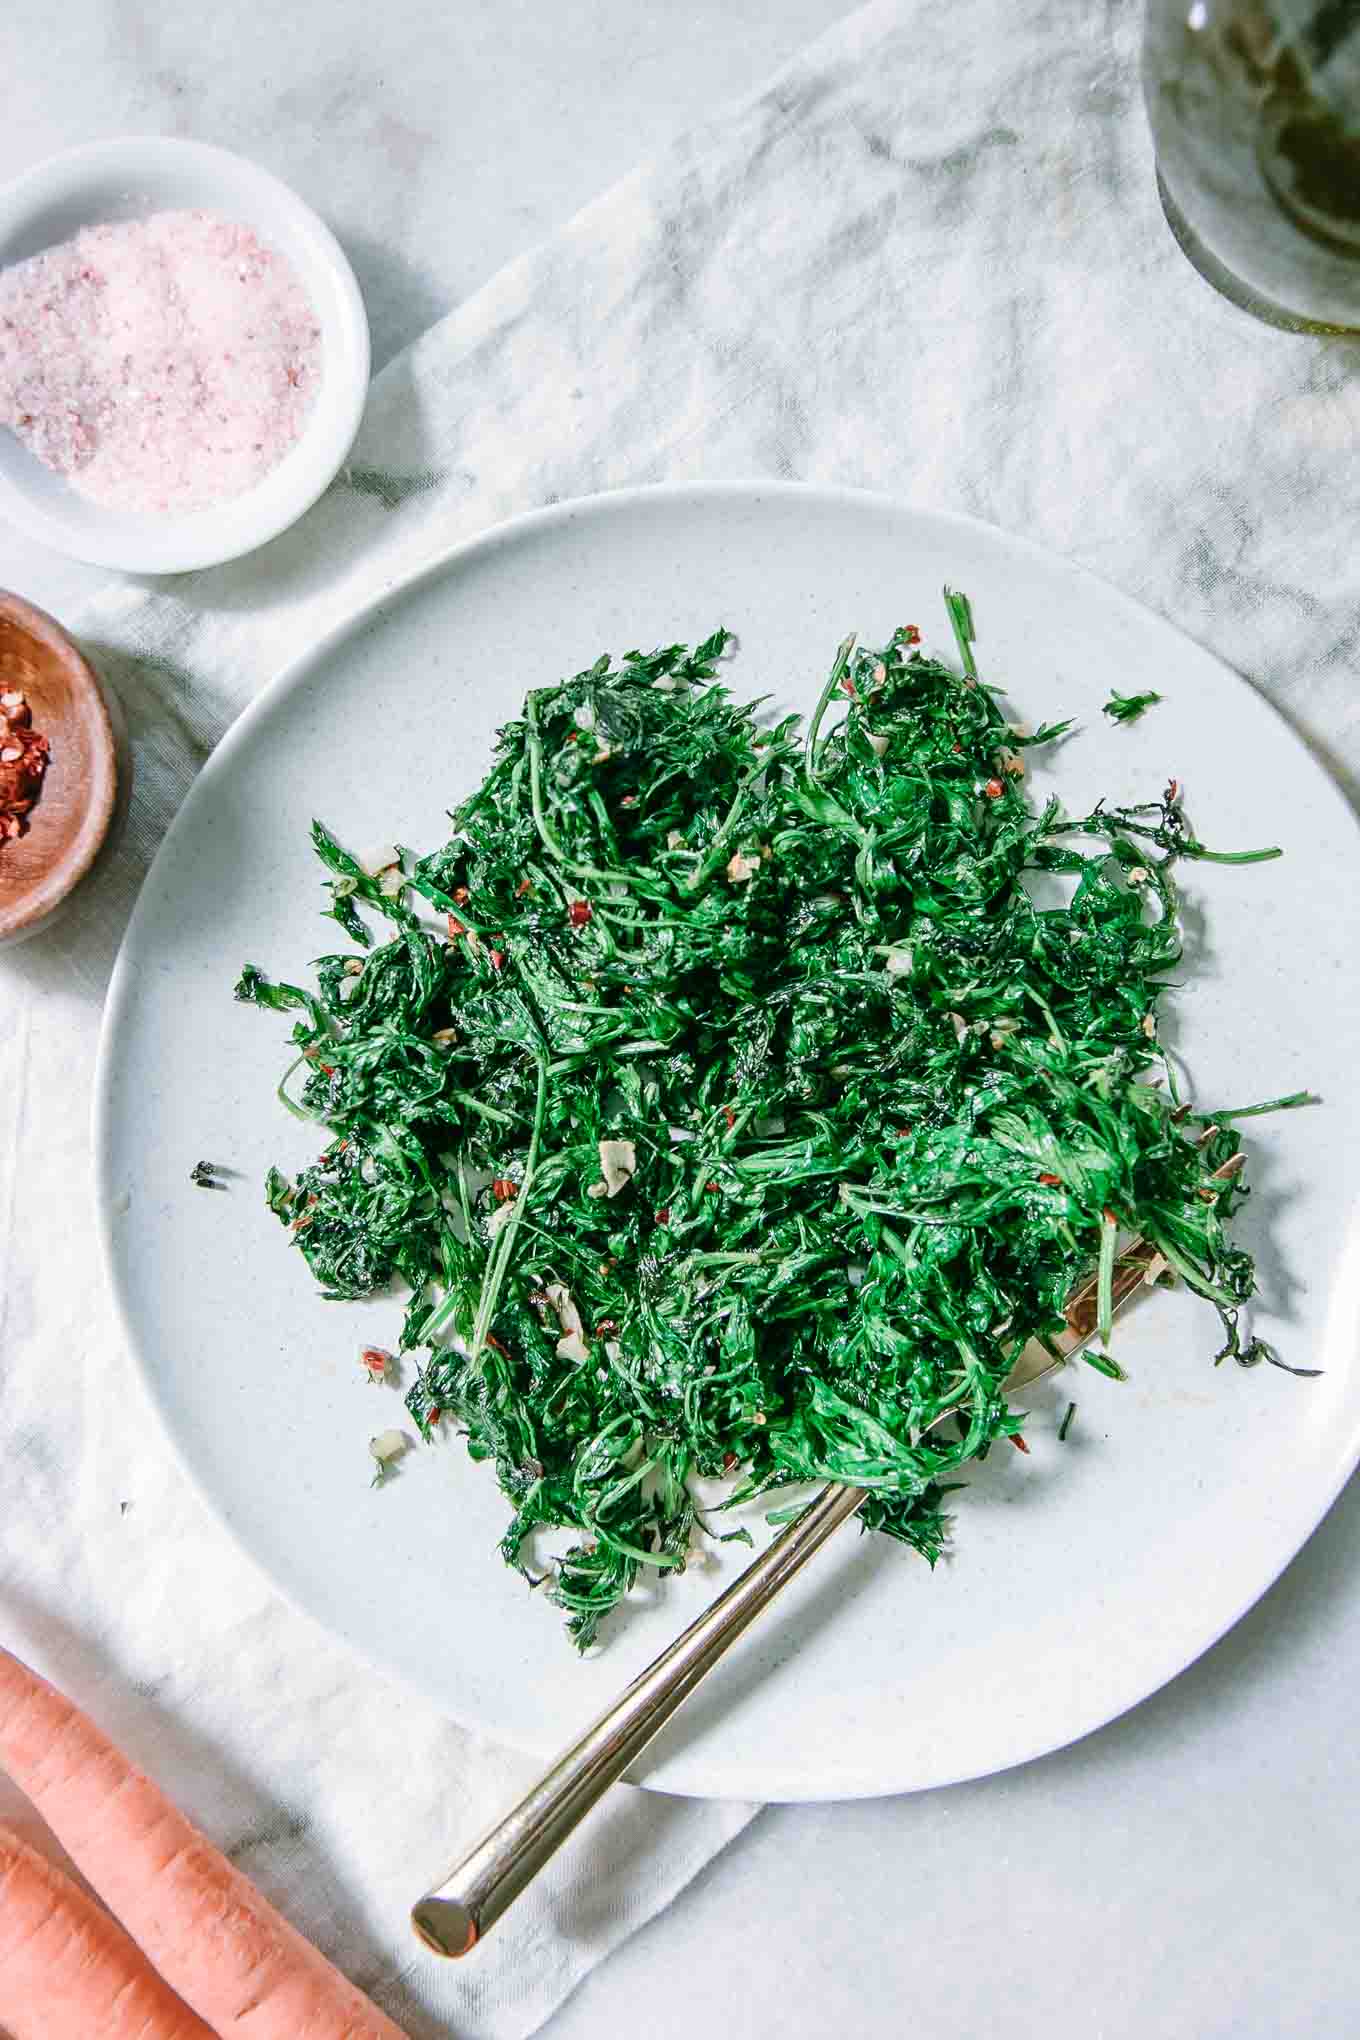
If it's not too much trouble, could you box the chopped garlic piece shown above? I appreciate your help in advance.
[883,947,913,977]
[545,1283,585,1340]
[594,1139,637,1199]
[949,1010,970,1044]
[359,843,400,876]
[726,852,760,883]
[486,1200,517,1240]
[556,1332,591,1365]
[369,1428,408,1465]
[868,731,890,758]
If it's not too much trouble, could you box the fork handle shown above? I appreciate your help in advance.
[411,1477,867,1955]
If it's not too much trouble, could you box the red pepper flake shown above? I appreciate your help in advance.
[452,886,470,905]
[515,878,532,898]
[360,1347,392,1380]
[1103,1207,1117,1226]
[0,689,50,847]
[1010,1433,1031,1455]
[902,624,922,646]
[655,1207,671,1225]
[705,1180,721,1194]
[427,1405,441,1426]
[951,742,962,755]
[595,1318,619,1335]
[486,1332,512,1358]
[723,1451,739,1472]
[841,676,858,699]
[723,1106,737,1131]
[491,1177,517,1202]
[568,899,592,928]
[983,778,1005,799]
[488,948,505,972]
[1166,779,1180,803]
[446,913,466,939]
[1038,1172,1062,1186]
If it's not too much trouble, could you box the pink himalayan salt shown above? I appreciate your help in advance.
[0,209,323,515]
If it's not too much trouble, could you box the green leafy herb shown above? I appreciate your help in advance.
[239,596,1303,1647]
[1103,688,1162,725]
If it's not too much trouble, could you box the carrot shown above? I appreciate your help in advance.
[0,1823,214,2038]
[0,1648,407,2039]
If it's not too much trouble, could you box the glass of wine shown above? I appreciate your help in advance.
[1143,0,1360,332]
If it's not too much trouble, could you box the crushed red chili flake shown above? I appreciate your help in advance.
[488,948,505,971]
[568,899,592,928]
[427,1406,442,1425]
[840,676,858,699]
[515,878,532,898]
[983,778,1005,799]
[1038,1172,1062,1186]
[491,1177,517,1202]
[446,912,467,939]
[704,1180,721,1194]
[594,1318,619,1335]
[722,1451,739,1472]
[902,624,922,645]
[1010,1434,1031,1455]
[654,1207,671,1225]
[486,1332,512,1358]
[0,689,50,844]
[360,1347,392,1380]
[722,1106,737,1131]
[452,885,470,905]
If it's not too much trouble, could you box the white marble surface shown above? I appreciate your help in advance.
[0,0,844,621]
[4,4,1360,2039]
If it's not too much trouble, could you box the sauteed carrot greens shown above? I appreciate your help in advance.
[236,591,1310,1647]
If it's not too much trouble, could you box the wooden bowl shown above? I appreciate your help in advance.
[0,592,116,943]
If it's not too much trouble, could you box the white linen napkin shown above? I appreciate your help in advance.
[3,1,1357,2034]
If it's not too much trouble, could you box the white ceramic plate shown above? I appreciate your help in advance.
[96,484,1360,1801]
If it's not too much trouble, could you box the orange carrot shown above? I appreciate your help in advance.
[0,1648,407,2039]
[0,1823,214,2038]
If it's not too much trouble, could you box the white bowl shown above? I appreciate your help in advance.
[0,137,370,574]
